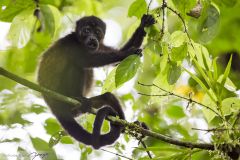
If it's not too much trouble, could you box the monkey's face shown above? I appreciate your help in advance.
[77,26,104,51]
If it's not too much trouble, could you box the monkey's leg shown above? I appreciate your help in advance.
[71,92,124,119]
[88,92,125,119]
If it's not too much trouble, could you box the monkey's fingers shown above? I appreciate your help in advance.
[133,121,149,130]
[73,96,92,113]
[135,49,143,56]
[144,16,155,27]
[141,14,155,27]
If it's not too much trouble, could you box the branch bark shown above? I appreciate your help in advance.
[0,67,215,150]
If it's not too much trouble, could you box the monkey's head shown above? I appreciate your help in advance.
[76,16,106,51]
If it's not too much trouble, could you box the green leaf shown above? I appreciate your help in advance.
[184,67,216,102]
[0,0,34,22]
[7,9,35,48]
[222,97,240,115]
[60,136,74,144]
[171,43,187,62]
[193,58,212,90]
[31,104,46,114]
[221,54,232,86]
[39,4,61,37]
[170,31,187,47]
[31,137,57,160]
[49,131,66,147]
[198,4,220,43]
[128,0,147,19]
[102,68,116,93]
[0,0,10,7]
[212,57,218,81]
[115,55,141,87]
[166,105,185,119]
[167,63,181,85]
[222,0,238,7]
[39,0,61,7]
[44,118,61,135]
[202,94,218,122]
[213,0,238,7]
[216,82,236,101]
[170,124,191,139]
[172,0,197,15]
[17,147,29,160]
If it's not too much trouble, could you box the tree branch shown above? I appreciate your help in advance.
[0,67,216,150]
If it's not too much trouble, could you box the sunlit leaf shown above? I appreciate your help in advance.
[102,68,116,93]
[222,97,240,115]
[171,43,187,62]
[166,105,185,119]
[0,0,34,22]
[7,9,35,48]
[49,131,67,147]
[221,54,232,86]
[172,0,197,15]
[202,94,218,122]
[115,55,141,87]
[128,0,147,18]
[212,57,218,81]
[170,31,187,47]
[60,136,73,144]
[39,4,61,38]
[184,67,216,102]
[44,118,61,135]
[167,63,181,85]
[31,137,57,160]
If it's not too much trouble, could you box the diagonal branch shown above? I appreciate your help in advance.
[0,67,215,150]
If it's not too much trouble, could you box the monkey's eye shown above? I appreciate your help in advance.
[83,28,91,34]
[96,30,100,35]
[95,29,102,38]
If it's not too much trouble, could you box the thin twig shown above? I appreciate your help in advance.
[160,0,167,36]
[139,140,152,159]
[138,92,169,97]
[192,128,240,132]
[166,6,195,49]
[147,0,153,15]
[137,82,223,119]
[101,149,133,160]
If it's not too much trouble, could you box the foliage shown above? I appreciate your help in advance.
[0,0,240,160]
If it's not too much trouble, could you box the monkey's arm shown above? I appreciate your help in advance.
[82,48,141,67]
[120,14,155,51]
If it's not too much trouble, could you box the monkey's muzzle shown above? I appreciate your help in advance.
[86,36,99,50]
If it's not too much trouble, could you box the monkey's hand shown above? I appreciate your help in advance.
[134,121,149,130]
[72,96,92,116]
[126,48,142,57]
[140,14,155,28]
[133,120,149,140]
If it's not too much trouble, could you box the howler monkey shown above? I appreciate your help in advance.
[38,15,155,149]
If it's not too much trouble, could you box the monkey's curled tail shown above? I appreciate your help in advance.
[55,106,121,149]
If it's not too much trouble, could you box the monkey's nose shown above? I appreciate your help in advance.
[87,38,98,50]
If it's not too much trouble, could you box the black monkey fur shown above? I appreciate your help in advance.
[38,15,155,149]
